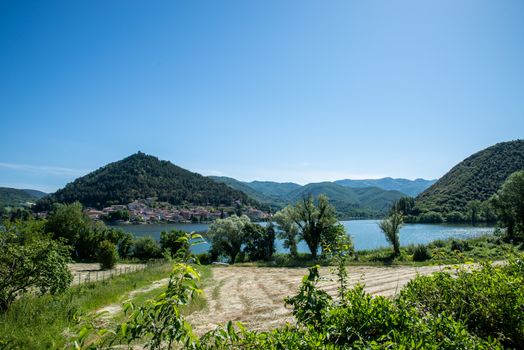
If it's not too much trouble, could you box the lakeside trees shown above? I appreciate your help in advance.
[208,215,276,263]
[379,210,403,257]
[492,170,524,241]
[274,195,339,258]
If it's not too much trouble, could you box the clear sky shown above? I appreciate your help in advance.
[1,0,523,192]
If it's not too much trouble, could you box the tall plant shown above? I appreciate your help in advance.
[379,211,403,257]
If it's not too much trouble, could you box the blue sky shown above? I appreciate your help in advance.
[1,0,523,192]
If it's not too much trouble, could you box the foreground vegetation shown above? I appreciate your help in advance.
[0,261,176,349]
[73,233,524,349]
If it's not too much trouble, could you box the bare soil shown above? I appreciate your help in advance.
[186,264,449,335]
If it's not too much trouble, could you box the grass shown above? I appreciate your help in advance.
[236,234,521,268]
[0,261,175,349]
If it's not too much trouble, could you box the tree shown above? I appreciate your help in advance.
[492,170,524,241]
[160,229,189,258]
[133,236,162,260]
[0,224,72,311]
[379,210,403,257]
[97,240,118,270]
[274,206,300,258]
[44,202,92,259]
[288,195,338,259]
[208,215,250,264]
[466,200,482,225]
[243,222,275,261]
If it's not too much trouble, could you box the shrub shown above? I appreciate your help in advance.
[399,259,524,348]
[413,244,432,261]
[419,211,444,223]
[96,240,118,270]
[450,239,470,252]
[159,229,188,258]
[0,229,72,312]
[132,236,162,261]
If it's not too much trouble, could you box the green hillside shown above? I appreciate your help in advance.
[335,177,436,196]
[36,152,258,210]
[286,182,404,217]
[246,181,302,198]
[0,187,43,208]
[209,176,281,207]
[413,140,524,220]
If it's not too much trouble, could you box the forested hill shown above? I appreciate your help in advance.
[36,152,257,210]
[414,140,524,217]
[334,177,436,197]
[0,187,46,209]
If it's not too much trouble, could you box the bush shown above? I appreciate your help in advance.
[133,236,162,261]
[399,259,524,348]
[412,244,432,261]
[450,239,470,252]
[96,240,118,270]
[159,229,188,258]
[419,211,444,223]
[0,227,72,312]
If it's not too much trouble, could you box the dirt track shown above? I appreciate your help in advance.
[186,264,448,335]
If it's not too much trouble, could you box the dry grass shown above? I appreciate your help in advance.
[186,264,450,335]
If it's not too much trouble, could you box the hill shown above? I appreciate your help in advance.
[413,140,524,220]
[286,182,405,217]
[246,181,302,198]
[0,187,46,208]
[210,176,405,218]
[208,176,279,206]
[36,152,257,210]
[335,177,436,196]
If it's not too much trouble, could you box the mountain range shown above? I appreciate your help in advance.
[209,176,432,217]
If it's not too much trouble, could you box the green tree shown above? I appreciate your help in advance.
[0,225,72,311]
[492,170,524,241]
[160,229,189,258]
[273,206,300,258]
[379,210,403,257]
[209,215,250,264]
[466,200,482,224]
[44,202,92,259]
[133,236,162,260]
[288,195,338,258]
[243,222,275,261]
[96,240,118,270]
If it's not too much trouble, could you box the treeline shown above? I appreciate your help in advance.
[35,152,258,210]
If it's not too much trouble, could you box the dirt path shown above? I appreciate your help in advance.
[186,264,449,335]
[96,277,170,323]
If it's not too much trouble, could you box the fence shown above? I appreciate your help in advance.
[71,259,166,286]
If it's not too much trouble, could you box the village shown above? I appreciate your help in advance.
[84,199,270,224]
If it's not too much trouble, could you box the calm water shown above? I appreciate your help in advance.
[112,220,494,254]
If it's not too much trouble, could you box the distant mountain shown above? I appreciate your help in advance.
[246,181,302,198]
[286,182,405,217]
[414,140,524,218]
[335,177,436,197]
[209,176,277,205]
[0,187,46,208]
[22,189,47,199]
[36,152,257,210]
[210,177,405,218]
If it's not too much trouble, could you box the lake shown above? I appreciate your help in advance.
[111,220,495,254]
